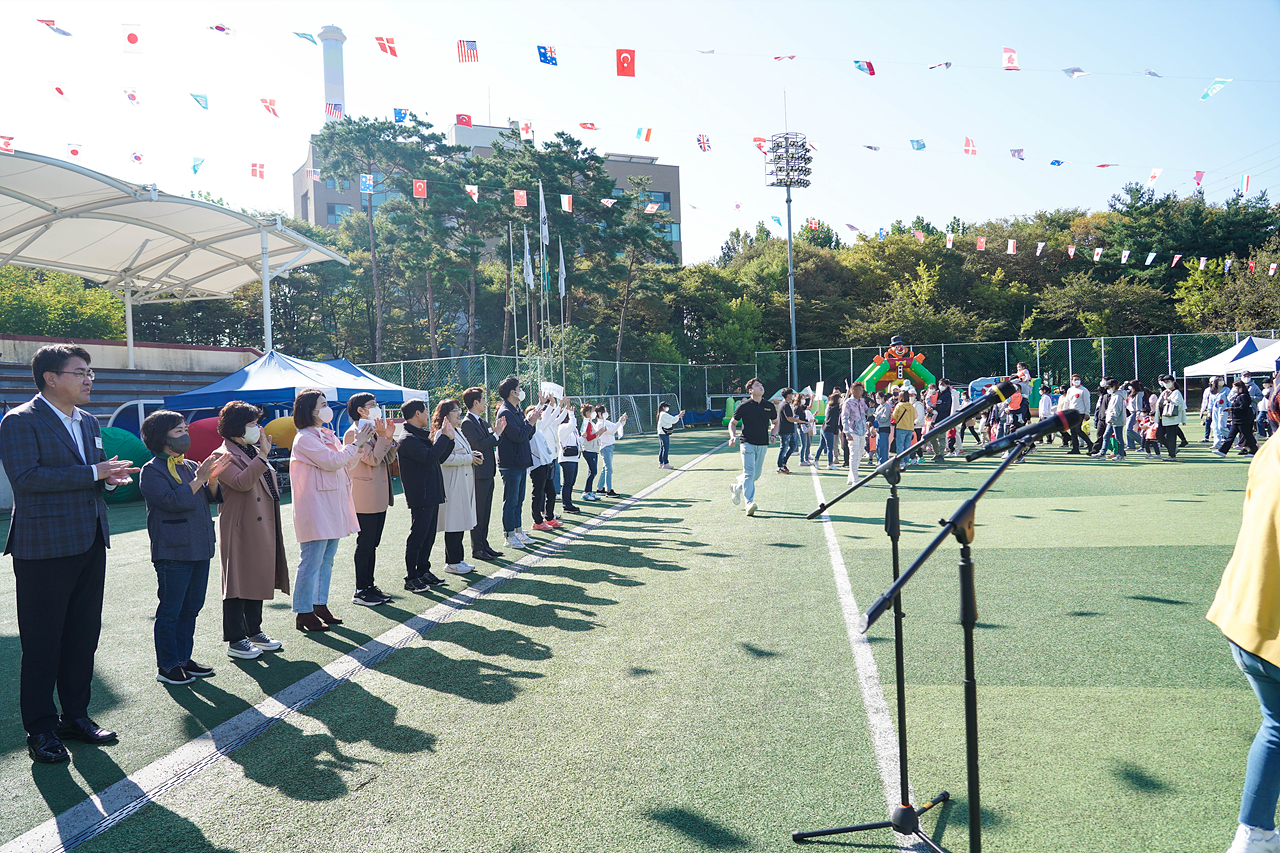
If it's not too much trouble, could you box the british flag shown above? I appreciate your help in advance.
[457,40,478,63]
[697,134,710,152]
[325,102,343,119]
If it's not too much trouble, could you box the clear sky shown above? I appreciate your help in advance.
[3,0,1278,263]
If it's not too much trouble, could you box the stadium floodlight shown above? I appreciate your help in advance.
[767,132,813,389]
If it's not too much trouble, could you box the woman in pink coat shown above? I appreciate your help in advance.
[289,389,374,632]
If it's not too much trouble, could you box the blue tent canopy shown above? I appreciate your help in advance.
[163,351,426,412]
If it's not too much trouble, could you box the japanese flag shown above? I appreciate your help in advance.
[465,185,479,202]
[413,180,426,199]
[1121,250,1131,264]
[1036,242,1045,256]
[1093,248,1103,262]
[514,190,527,207]
[1006,239,1016,254]
[975,236,986,251]
[945,232,953,249]
[0,137,14,154]
[122,25,143,53]
[67,143,83,160]
[1067,245,1076,258]
[560,194,572,212]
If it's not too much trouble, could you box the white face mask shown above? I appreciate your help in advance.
[1071,379,1081,387]
[365,405,382,421]
[516,389,526,402]
[317,405,333,424]
[243,425,261,443]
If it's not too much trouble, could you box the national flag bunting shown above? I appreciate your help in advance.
[192,157,204,174]
[305,168,320,181]
[1010,149,1024,160]
[877,229,886,242]
[755,137,768,152]
[251,163,265,179]
[458,40,479,63]
[853,60,875,76]
[261,99,278,117]
[325,103,343,119]
[394,108,408,123]
[579,123,597,130]
[37,19,71,36]
[1093,248,1104,261]
[1049,160,1069,166]
[1171,254,1182,268]
[456,114,472,127]
[1249,261,1257,273]
[1002,46,1019,71]
[413,180,427,199]
[67,144,82,159]
[1096,164,1118,168]
[964,137,977,155]
[1201,78,1231,100]
[191,93,208,109]
[1144,69,1161,78]
[520,121,534,141]
[1199,257,1208,270]
[774,56,796,61]
[359,174,374,193]
[1036,242,1045,256]
[697,134,711,152]
[1063,67,1089,78]
[1007,240,1016,254]
[375,37,397,57]
[1067,245,1076,258]
[1194,170,1206,186]
[1226,260,1233,273]
[845,224,859,232]
[636,128,652,142]
[560,194,572,212]
[772,216,783,226]
[1147,168,1162,186]
[864,145,880,152]
[616,49,635,77]
[294,33,316,44]
[976,237,986,251]
[1241,175,1251,194]
[1121,250,1131,264]
[124,89,140,106]
[601,199,616,208]
[514,190,527,207]
[131,153,142,164]
[1145,252,1157,266]
[1271,264,1278,277]
[928,62,951,70]
[911,230,924,243]
[538,46,557,65]
[945,232,954,249]
[465,185,479,202]
[810,219,821,230]
[50,81,69,100]
[645,203,660,214]
[910,139,925,150]
[209,24,232,36]
[122,25,143,53]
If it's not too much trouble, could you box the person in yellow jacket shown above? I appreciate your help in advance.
[1207,416,1280,853]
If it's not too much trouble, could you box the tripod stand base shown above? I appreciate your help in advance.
[791,790,950,846]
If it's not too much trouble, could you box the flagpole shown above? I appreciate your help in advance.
[509,221,519,360]
[559,237,566,389]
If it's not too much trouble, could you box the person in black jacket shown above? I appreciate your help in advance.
[494,376,541,550]
[1215,380,1259,457]
[397,398,455,591]
[460,387,506,562]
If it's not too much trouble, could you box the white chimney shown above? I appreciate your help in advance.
[318,25,346,122]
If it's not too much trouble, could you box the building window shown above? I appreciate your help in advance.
[326,203,352,225]
[654,222,681,243]
[325,178,350,192]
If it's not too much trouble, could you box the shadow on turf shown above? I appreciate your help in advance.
[1112,760,1171,794]
[646,806,749,849]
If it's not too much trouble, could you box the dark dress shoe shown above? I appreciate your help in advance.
[296,612,330,632]
[312,604,343,625]
[485,547,504,558]
[27,732,69,763]
[56,717,117,744]
[475,551,499,562]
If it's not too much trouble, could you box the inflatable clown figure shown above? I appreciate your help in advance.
[855,335,938,392]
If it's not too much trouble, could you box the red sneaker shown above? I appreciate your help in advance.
[532,521,554,532]
[546,518,564,529]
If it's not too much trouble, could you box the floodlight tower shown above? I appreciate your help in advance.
[767,132,812,390]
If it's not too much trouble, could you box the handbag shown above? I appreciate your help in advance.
[563,444,580,457]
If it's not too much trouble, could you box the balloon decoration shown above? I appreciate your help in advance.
[264,416,298,450]
[100,426,151,504]
[185,416,224,462]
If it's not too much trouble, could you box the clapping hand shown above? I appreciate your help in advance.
[258,428,273,456]
[471,450,484,465]
[96,456,139,485]
[375,417,394,439]
[494,414,507,435]
[355,422,376,446]
[441,418,457,439]
[196,453,227,484]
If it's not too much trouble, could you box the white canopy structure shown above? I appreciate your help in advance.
[1181,336,1277,377]
[0,149,348,367]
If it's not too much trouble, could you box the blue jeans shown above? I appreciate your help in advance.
[877,429,891,465]
[582,451,599,493]
[895,429,912,457]
[1125,412,1142,449]
[817,431,837,466]
[1233,643,1280,830]
[1101,423,1126,457]
[600,445,615,492]
[552,460,561,494]
[293,538,340,613]
[153,559,209,670]
[800,431,812,464]
[737,442,768,503]
[658,433,670,464]
[777,432,798,468]
[501,467,527,532]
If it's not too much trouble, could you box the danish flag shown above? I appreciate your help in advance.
[376,37,397,57]
[251,163,265,179]
[261,99,278,117]
[963,137,977,155]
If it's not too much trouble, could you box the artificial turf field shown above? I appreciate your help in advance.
[0,428,1264,853]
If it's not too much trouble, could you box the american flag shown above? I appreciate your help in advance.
[457,40,478,63]
[325,102,343,119]
[306,168,320,181]
[697,134,710,152]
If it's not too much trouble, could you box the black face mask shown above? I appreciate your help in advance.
[167,434,192,455]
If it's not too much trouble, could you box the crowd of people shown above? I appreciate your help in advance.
[0,345,652,762]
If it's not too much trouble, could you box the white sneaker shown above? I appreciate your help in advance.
[745,501,757,516]
[504,533,527,549]
[445,562,475,575]
[515,529,536,545]
[1227,824,1280,853]
[729,481,743,505]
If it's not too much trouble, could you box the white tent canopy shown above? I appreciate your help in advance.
[0,149,348,366]
[1181,336,1277,377]
[1223,344,1280,377]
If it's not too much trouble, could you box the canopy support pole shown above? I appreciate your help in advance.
[261,228,272,352]
[123,282,136,369]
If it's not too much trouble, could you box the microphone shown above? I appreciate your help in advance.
[917,380,1017,445]
[965,409,1083,461]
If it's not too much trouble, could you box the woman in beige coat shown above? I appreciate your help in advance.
[342,393,398,607]
[435,399,481,576]
[213,401,289,660]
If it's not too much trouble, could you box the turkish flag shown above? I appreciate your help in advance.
[413,180,426,198]
[514,190,527,207]
[579,122,597,130]
[456,113,472,127]
[616,49,635,77]
[976,237,986,251]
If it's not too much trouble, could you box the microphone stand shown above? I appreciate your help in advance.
[793,414,962,848]
[854,438,1032,853]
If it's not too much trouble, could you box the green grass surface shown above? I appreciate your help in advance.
[0,431,1261,852]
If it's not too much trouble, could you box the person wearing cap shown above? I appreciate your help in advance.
[1156,374,1187,460]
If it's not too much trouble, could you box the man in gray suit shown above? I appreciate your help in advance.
[0,345,137,763]
[461,387,505,562]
